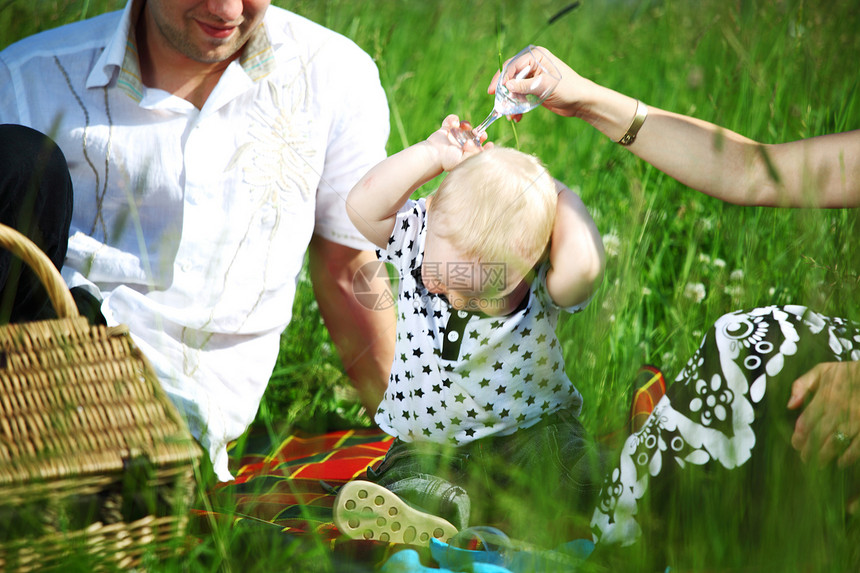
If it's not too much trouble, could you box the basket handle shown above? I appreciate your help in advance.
[0,223,78,319]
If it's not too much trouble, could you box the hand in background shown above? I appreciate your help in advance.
[488,46,586,121]
[788,360,860,468]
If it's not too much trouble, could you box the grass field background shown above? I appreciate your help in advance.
[2,0,859,570]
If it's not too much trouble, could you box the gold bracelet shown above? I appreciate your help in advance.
[618,100,648,146]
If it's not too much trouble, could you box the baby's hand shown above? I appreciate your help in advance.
[427,114,489,172]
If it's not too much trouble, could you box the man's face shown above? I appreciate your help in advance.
[144,0,271,65]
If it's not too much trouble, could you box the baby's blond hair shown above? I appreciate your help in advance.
[428,147,558,274]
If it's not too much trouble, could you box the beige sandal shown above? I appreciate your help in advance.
[333,480,458,544]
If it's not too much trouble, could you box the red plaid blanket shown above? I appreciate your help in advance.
[195,429,393,538]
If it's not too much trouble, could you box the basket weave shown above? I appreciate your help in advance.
[0,223,202,571]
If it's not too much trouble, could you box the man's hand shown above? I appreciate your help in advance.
[788,361,860,468]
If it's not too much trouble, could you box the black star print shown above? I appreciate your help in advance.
[432,383,442,393]
[552,384,562,393]
[526,396,536,406]
[442,379,453,388]
[412,348,423,358]
[537,356,548,366]
[423,428,432,436]
[495,385,507,395]
[394,248,403,258]
[499,409,510,418]
[433,309,443,319]
[508,343,519,353]
[521,328,531,337]
[480,337,490,346]
[406,332,414,341]
[541,401,551,411]
[451,416,462,426]
[535,311,546,320]
[484,402,494,411]
[516,413,527,423]
[492,361,503,371]
[401,219,410,231]
[479,378,490,388]
[414,388,424,398]
[396,391,405,401]
[462,353,472,361]
[454,393,466,403]
[435,421,445,430]
[510,366,521,377]
[512,390,523,400]
[524,373,534,383]
[466,409,478,418]
[536,334,547,344]
[469,330,479,339]
[522,350,532,360]
[491,320,503,329]
[426,406,436,415]
[423,365,432,375]
[538,379,549,388]
[465,428,476,437]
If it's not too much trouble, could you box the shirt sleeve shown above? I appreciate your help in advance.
[378,199,424,276]
[313,41,390,251]
[0,56,20,124]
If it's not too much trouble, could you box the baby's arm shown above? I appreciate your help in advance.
[347,115,484,249]
[545,182,606,308]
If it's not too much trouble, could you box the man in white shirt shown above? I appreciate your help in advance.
[0,0,395,481]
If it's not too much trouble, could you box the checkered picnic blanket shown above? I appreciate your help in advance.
[195,429,393,538]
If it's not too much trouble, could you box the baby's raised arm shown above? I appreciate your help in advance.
[545,182,605,308]
[347,115,484,249]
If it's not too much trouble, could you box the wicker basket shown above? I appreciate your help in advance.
[0,223,203,571]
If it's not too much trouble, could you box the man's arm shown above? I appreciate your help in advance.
[307,235,395,415]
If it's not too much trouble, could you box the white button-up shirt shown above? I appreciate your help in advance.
[0,0,390,480]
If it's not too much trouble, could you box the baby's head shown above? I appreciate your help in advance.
[424,147,558,313]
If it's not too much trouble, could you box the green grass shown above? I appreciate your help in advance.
[2,0,859,570]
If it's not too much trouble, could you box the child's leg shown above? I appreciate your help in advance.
[365,439,472,530]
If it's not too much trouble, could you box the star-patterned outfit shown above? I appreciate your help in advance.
[375,198,588,446]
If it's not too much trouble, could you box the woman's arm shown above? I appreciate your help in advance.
[501,47,860,208]
[545,182,605,308]
[347,115,482,248]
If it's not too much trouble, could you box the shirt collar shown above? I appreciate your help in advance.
[87,0,276,100]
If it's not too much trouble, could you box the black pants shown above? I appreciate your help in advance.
[0,124,103,324]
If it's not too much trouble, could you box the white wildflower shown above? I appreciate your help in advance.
[684,282,706,303]
[768,287,776,296]
[713,258,726,269]
[697,253,711,264]
[642,287,652,296]
[724,284,744,297]
[730,269,744,282]
[603,232,621,258]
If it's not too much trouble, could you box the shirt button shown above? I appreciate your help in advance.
[447,331,459,342]
[179,261,192,272]
[457,310,468,318]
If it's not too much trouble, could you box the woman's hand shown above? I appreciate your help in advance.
[488,46,588,122]
[788,360,860,468]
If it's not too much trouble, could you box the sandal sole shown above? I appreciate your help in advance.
[333,480,458,544]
